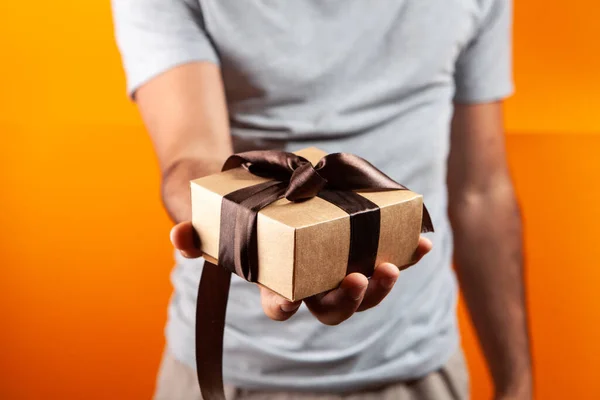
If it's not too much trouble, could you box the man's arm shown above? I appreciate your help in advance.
[136,62,233,224]
[134,62,431,325]
[448,102,532,399]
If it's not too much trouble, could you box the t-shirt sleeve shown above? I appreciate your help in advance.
[453,0,514,104]
[112,0,220,98]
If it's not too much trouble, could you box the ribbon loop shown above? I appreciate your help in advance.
[285,162,328,202]
[315,153,405,191]
[221,150,307,181]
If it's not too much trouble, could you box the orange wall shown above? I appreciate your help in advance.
[2,1,600,133]
[1,1,599,399]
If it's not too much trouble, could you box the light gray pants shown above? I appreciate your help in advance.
[153,349,470,400]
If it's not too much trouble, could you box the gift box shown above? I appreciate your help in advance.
[191,147,434,399]
[191,147,431,301]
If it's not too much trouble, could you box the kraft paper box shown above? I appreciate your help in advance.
[191,147,424,301]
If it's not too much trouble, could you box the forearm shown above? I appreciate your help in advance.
[133,62,233,223]
[449,179,532,396]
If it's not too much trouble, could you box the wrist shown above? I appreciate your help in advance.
[161,156,226,223]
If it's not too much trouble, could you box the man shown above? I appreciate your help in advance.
[112,1,532,399]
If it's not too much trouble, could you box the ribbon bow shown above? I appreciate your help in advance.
[196,150,434,400]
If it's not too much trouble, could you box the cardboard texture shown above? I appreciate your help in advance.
[191,148,423,301]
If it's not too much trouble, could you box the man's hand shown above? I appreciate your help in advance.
[171,221,432,325]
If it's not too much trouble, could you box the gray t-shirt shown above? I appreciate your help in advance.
[113,0,513,392]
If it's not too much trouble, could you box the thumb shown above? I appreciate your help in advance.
[170,221,204,259]
[259,286,301,322]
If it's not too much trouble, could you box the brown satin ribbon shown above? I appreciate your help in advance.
[195,151,434,400]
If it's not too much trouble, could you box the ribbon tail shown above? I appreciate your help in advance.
[195,182,289,400]
[196,261,231,400]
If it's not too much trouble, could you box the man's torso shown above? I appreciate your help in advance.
[161,0,488,392]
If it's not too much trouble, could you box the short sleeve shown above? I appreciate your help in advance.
[112,0,220,98]
[454,0,514,104]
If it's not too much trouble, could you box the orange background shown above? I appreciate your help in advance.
[1,1,599,399]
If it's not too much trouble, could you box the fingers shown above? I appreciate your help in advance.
[304,236,434,320]
[260,286,302,321]
[401,236,434,270]
[415,236,433,262]
[175,222,433,324]
[170,221,203,258]
[304,273,368,325]
[356,262,399,312]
